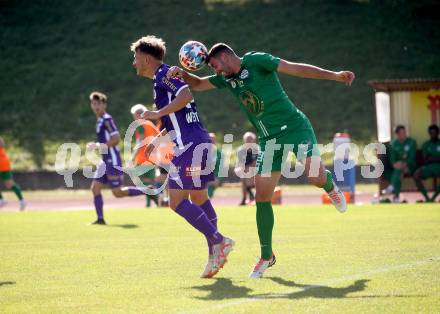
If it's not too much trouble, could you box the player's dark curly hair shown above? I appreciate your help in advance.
[207,43,235,62]
[394,125,406,134]
[130,35,166,61]
[89,91,107,103]
[428,124,439,133]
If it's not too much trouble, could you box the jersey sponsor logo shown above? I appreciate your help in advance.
[186,111,200,123]
[161,76,177,92]
[404,145,410,151]
[239,69,249,79]
[185,166,201,177]
[239,90,264,116]
[230,81,236,88]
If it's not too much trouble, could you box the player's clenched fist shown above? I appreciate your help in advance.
[336,71,355,86]
[166,66,184,79]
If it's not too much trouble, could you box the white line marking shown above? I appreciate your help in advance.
[178,256,440,314]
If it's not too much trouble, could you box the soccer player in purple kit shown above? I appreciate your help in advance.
[87,91,150,225]
[130,36,234,278]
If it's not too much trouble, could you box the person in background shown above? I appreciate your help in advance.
[88,91,148,225]
[382,125,417,203]
[236,131,258,206]
[0,136,26,211]
[413,124,440,202]
[131,104,160,207]
[207,133,224,199]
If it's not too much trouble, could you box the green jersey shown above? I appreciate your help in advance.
[390,137,417,168]
[208,52,309,140]
[422,139,440,161]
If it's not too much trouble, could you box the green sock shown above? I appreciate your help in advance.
[323,169,334,193]
[431,185,440,201]
[390,170,402,196]
[11,184,23,201]
[208,185,215,198]
[0,191,3,199]
[256,201,274,260]
[146,195,151,207]
[419,186,430,201]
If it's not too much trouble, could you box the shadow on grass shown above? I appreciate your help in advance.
[110,224,139,229]
[260,278,424,299]
[190,278,253,300]
[0,281,16,287]
[255,277,370,299]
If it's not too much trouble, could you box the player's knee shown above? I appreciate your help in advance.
[255,191,272,202]
[169,198,180,211]
[4,180,14,189]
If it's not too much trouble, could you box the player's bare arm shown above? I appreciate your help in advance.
[142,87,194,121]
[106,133,120,147]
[143,129,167,158]
[167,66,215,92]
[277,60,355,86]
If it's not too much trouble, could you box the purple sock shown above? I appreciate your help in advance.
[175,199,223,244]
[127,187,145,196]
[94,194,104,219]
[200,200,218,254]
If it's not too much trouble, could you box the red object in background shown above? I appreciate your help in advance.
[428,95,440,125]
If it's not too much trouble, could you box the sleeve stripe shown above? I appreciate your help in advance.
[175,84,189,96]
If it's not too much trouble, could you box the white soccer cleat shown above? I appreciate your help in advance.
[200,255,215,278]
[19,200,27,211]
[0,199,7,208]
[211,236,235,276]
[249,254,276,279]
[328,185,347,213]
[381,185,395,195]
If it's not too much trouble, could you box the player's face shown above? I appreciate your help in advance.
[90,99,106,116]
[209,56,235,78]
[133,51,149,77]
[429,129,439,140]
[396,129,407,141]
[133,110,142,120]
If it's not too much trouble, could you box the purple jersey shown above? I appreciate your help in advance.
[96,113,122,167]
[153,63,210,149]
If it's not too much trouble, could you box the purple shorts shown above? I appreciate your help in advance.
[168,142,215,190]
[94,160,123,188]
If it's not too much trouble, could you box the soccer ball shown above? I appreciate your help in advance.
[178,41,208,71]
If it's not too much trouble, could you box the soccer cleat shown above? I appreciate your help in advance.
[200,255,215,278]
[211,236,235,277]
[249,254,276,279]
[19,200,27,211]
[381,185,394,195]
[90,218,106,225]
[327,185,347,213]
[0,199,7,208]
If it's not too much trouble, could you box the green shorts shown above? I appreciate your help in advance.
[0,170,13,181]
[133,165,156,180]
[420,164,440,179]
[256,126,319,174]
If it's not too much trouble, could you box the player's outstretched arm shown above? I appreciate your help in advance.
[277,60,355,86]
[167,66,215,92]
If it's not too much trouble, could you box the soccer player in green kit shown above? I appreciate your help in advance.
[413,124,440,202]
[382,125,417,202]
[168,43,355,278]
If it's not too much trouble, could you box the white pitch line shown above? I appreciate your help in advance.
[178,256,440,314]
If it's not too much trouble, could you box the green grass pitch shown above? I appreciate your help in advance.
[1,204,439,313]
